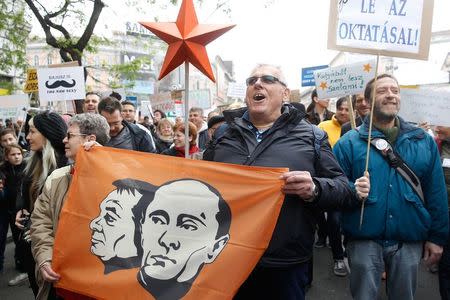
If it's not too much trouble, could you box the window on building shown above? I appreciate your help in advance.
[34,55,39,66]
[47,55,52,65]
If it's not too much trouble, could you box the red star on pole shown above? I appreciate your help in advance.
[140,0,235,82]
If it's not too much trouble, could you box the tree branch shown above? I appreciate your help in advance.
[44,16,71,40]
[76,0,105,51]
[46,0,70,18]
[59,49,72,62]
[24,0,59,48]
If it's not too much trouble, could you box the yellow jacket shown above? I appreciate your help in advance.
[318,116,342,148]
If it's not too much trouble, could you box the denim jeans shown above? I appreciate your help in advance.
[347,240,422,300]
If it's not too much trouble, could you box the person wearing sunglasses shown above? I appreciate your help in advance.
[204,64,354,300]
[29,113,110,300]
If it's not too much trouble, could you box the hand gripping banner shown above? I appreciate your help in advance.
[53,147,286,299]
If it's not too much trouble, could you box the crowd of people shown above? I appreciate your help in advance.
[0,63,449,300]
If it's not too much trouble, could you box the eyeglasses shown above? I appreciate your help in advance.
[66,132,88,139]
[246,75,286,87]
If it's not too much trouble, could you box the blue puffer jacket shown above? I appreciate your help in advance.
[334,117,449,246]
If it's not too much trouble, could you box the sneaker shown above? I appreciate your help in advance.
[8,273,28,286]
[314,238,326,248]
[333,259,348,277]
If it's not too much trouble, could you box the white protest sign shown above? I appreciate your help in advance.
[0,94,29,121]
[313,60,376,99]
[140,100,153,118]
[37,66,85,102]
[328,0,434,60]
[399,85,450,127]
[227,82,246,99]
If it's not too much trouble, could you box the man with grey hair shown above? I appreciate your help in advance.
[189,107,208,150]
[204,64,353,299]
[30,113,110,299]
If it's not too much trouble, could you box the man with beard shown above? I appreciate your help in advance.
[136,179,231,300]
[334,74,448,300]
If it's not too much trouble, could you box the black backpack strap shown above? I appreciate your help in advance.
[370,137,425,203]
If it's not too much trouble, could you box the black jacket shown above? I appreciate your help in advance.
[0,162,25,212]
[198,129,209,151]
[340,116,363,137]
[204,104,353,267]
[123,121,156,153]
[154,137,172,153]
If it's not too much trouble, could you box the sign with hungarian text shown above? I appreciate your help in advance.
[328,0,434,60]
[37,66,85,102]
[313,60,376,99]
[24,68,38,93]
[399,85,450,127]
[53,147,286,299]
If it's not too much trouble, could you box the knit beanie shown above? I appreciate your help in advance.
[207,115,225,129]
[33,111,68,154]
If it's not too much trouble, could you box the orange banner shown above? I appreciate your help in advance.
[53,147,287,299]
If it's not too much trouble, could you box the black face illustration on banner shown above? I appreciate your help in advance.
[45,79,76,89]
[89,178,231,300]
[136,179,231,300]
[89,178,157,274]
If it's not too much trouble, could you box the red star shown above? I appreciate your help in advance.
[140,0,235,82]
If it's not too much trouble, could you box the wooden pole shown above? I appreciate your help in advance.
[359,54,380,230]
[347,95,356,129]
[184,61,190,159]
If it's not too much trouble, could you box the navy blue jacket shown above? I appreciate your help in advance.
[204,104,354,267]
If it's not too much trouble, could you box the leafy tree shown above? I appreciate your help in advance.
[0,0,29,92]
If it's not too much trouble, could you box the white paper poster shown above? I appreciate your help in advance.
[0,94,29,121]
[399,85,450,127]
[328,0,433,60]
[313,60,376,99]
[37,66,86,102]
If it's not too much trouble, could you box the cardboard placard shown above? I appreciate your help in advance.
[328,0,434,60]
[313,60,376,99]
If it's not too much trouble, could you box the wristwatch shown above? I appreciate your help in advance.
[305,181,319,202]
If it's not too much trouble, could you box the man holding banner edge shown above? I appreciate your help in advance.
[334,74,448,300]
[204,64,355,299]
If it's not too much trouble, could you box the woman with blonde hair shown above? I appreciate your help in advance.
[15,111,68,297]
[155,118,174,153]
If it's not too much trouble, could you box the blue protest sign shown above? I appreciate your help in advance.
[301,65,329,87]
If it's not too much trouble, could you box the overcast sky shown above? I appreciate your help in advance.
[31,0,450,90]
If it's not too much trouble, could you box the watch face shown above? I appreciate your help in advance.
[375,139,389,151]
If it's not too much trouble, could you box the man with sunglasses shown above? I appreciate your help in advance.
[30,113,110,300]
[204,64,354,300]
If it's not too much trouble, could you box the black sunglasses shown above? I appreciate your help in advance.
[246,75,286,87]
[66,132,88,139]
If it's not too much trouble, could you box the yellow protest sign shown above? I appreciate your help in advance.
[24,68,38,93]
